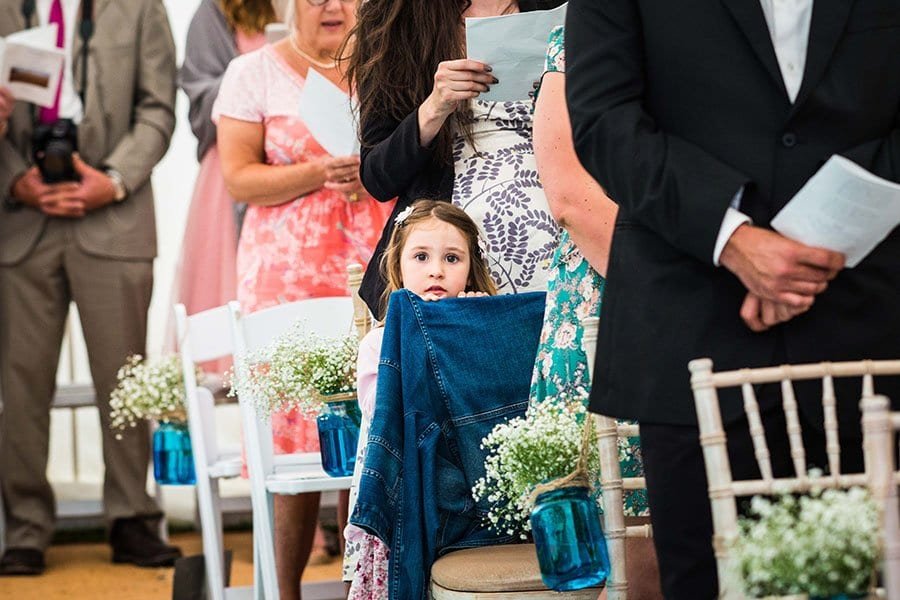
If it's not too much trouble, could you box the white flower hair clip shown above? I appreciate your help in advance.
[394,205,415,227]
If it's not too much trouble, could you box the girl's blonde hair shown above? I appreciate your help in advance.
[380,200,498,309]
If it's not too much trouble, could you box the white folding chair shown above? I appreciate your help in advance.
[175,303,245,600]
[689,358,900,599]
[229,297,356,600]
[582,317,654,600]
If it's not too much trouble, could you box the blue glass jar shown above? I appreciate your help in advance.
[530,486,610,591]
[316,395,362,477]
[152,420,196,485]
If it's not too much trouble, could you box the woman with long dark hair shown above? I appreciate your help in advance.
[347,0,565,318]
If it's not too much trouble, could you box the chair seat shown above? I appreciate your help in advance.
[430,544,602,595]
[265,471,352,494]
[208,455,242,479]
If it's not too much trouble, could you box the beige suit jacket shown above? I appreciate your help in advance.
[0,0,176,265]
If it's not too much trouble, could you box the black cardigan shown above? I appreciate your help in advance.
[358,0,566,317]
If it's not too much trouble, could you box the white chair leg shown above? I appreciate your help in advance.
[196,476,227,600]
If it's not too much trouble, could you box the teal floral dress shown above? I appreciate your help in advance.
[529,26,648,517]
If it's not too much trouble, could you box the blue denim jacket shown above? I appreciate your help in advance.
[350,290,547,599]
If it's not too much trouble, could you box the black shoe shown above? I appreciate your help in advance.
[110,517,182,567]
[0,548,45,576]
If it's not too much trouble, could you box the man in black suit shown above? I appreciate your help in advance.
[565,1,900,597]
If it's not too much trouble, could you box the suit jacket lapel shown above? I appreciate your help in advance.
[720,0,788,99]
[791,0,855,111]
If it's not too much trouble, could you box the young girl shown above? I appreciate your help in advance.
[342,199,497,599]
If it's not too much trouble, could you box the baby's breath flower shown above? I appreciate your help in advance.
[228,322,358,418]
[109,354,195,433]
[731,483,879,597]
[471,398,601,539]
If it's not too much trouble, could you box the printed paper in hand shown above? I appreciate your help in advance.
[297,68,360,157]
[0,25,65,107]
[771,155,900,268]
[465,3,567,102]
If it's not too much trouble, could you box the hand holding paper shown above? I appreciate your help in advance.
[0,25,65,108]
[297,68,360,157]
[771,155,900,268]
[465,3,567,102]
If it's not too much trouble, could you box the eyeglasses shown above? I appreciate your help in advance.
[305,0,355,6]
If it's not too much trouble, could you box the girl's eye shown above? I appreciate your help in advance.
[445,254,460,264]
[414,252,428,262]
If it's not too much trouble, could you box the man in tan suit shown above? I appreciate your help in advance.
[0,0,179,575]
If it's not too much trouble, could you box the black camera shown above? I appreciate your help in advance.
[31,118,79,183]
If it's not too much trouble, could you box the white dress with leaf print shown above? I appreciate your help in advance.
[451,100,560,293]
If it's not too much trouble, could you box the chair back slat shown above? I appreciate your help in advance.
[731,473,869,497]
[581,317,630,599]
[240,297,354,355]
[879,401,900,599]
[779,373,808,482]
[862,396,900,598]
[710,359,900,386]
[348,263,372,339]
[195,386,219,462]
[863,368,875,398]
[689,358,741,599]
[740,378,773,482]
[617,423,640,438]
[177,305,233,363]
[821,374,842,478]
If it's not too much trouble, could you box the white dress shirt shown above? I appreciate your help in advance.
[37,0,84,123]
[712,0,814,264]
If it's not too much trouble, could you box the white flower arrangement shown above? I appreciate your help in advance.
[109,354,192,435]
[472,399,600,539]
[229,322,358,418]
[731,482,879,598]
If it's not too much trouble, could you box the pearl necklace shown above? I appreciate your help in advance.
[289,34,338,70]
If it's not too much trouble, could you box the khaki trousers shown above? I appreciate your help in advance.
[0,220,160,551]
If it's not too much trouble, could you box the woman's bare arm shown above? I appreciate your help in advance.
[533,73,618,276]
[218,116,330,207]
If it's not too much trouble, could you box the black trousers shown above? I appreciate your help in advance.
[640,406,864,600]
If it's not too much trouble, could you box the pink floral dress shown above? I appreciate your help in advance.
[343,327,390,598]
[213,45,394,454]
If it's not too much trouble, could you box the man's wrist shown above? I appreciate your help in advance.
[713,208,752,266]
[718,223,752,272]
[104,168,127,202]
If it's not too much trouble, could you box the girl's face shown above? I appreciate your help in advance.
[294,0,356,54]
[400,217,472,301]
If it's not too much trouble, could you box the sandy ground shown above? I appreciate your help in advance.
[0,530,342,599]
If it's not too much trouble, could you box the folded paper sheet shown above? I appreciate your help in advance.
[0,24,65,107]
[297,67,360,157]
[465,3,567,102]
[771,155,900,268]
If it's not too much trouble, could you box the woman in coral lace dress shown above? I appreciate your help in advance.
[213,0,392,597]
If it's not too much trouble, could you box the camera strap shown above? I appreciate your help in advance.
[79,0,93,108]
[20,0,94,113]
